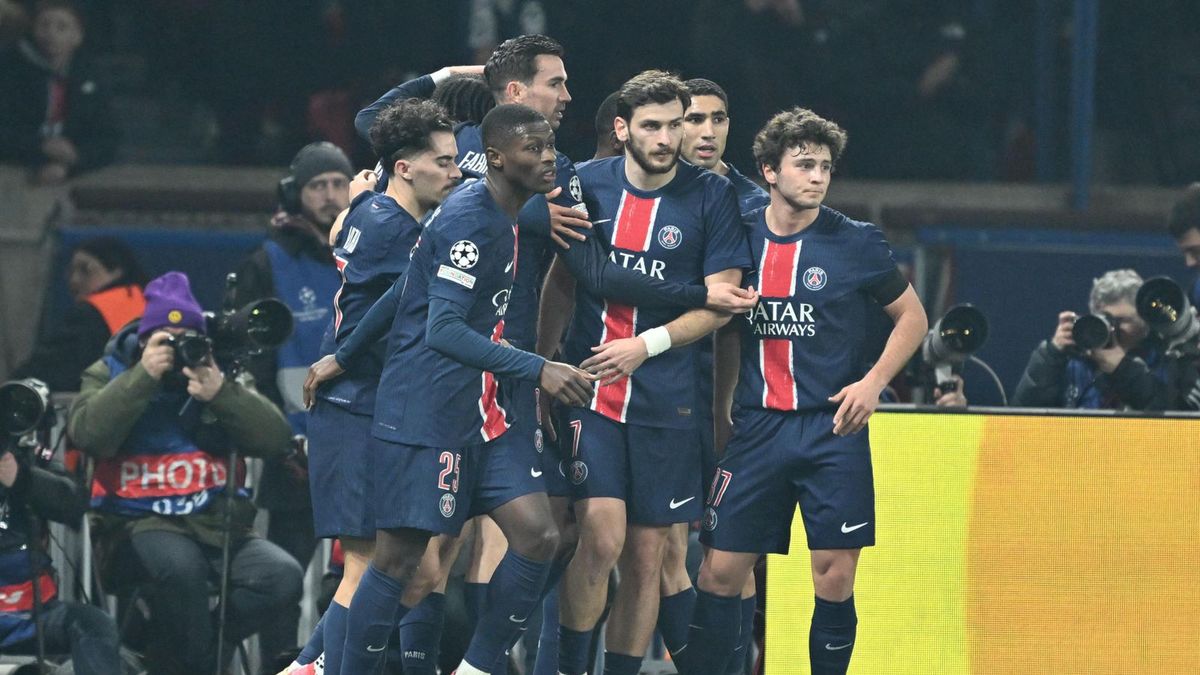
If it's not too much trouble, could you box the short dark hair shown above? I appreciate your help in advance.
[369,99,455,165]
[432,74,496,125]
[683,78,728,109]
[484,34,564,96]
[616,70,690,121]
[1167,182,1200,239]
[594,90,621,139]
[481,103,548,150]
[74,236,148,287]
[752,107,848,172]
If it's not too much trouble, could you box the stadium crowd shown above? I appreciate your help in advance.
[3,2,1200,675]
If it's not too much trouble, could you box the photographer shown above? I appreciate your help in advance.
[1012,269,1168,410]
[0,435,120,672]
[67,272,302,675]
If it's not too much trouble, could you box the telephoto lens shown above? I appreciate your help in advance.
[1071,314,1113,351]
[0,378,51,436]
[1136,276,1200,348]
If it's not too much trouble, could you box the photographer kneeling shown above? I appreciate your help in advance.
[0,421,121,672]
[67,272,302,674]
[1012,269,1168,410]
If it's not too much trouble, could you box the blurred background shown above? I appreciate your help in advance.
[2,0,1199,404]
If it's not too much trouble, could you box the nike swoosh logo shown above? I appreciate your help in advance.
[841,521,868,533]
[530,468,543,477]
[505,261,514,273]
[366,644,387,652]
[510,614,526,623]
[669,497,695,509]
[592,218,612,225]
[825,642,852,651]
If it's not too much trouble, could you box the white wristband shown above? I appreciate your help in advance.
[638,326,672,358]
[431,68,452,85]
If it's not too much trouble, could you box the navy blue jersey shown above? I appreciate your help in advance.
[318,192,423,413]
[563,157,752,429]
[725,163,770,214]
[374,180,524,447]
[448,118,586,350]
[734,205,899,412]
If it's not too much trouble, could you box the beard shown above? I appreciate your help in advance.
[626,139,679,175]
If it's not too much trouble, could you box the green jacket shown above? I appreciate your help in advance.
[69,358,292,549]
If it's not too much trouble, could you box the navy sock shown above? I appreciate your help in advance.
[494,553,571,675]
[463,550,551,670]
[531,588,559,675]
[464,581,489,636]
[603,651,643,675]
[657,586,697,656]
[809,595,857,675]
[676,589,741,675]
[725,595,756,675]
[321,601,348,675]
[296,610,325,664]
[557,626,592,675]
[340,564,410,674]
[398,592,445,674]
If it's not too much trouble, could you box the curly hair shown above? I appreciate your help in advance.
[752,107,848,172]
[616,70,690,121]
[369,98,455,165]
[484,34,564,96]
[432,74,496,125]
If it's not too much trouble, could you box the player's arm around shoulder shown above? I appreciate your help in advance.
[829,285,928,435]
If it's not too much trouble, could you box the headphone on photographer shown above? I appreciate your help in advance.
[277,142,354,214]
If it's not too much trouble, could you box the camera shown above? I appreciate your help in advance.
[917,304,989,393]
[164,330,213,369]
[1071,313,1114,351]
[0,378,52,438]
[1135,276,1200,353]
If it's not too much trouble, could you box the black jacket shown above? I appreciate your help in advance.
[0,449,87,556]
[1011,339,1168,410]
[0,41,119,173]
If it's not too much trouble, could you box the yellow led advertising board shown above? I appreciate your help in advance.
[765,411,1200,674]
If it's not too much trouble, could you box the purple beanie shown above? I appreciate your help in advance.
[138,271,206,339]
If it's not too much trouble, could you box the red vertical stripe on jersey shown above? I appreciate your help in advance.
[610,192,659,252]
[590,191,657,422]
[332,255,348,332]
[479,320,510,441]
[759,239,801,298]
[758,239,801,410]
[760,339,797,410]
[592,303,637,421]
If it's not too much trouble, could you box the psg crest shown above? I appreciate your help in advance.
[450,240,480,269]
[568,459,589,485]
[803,266,827,291]
[439,493,456,518]
[534,428,544,452]
[657,225,683,250]
[702,506,718,531]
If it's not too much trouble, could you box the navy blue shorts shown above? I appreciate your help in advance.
[307,399,376,539]
[372,435,481,537]
[563,408,703,525]
[475,380,547,511]
[700,407,875,554]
